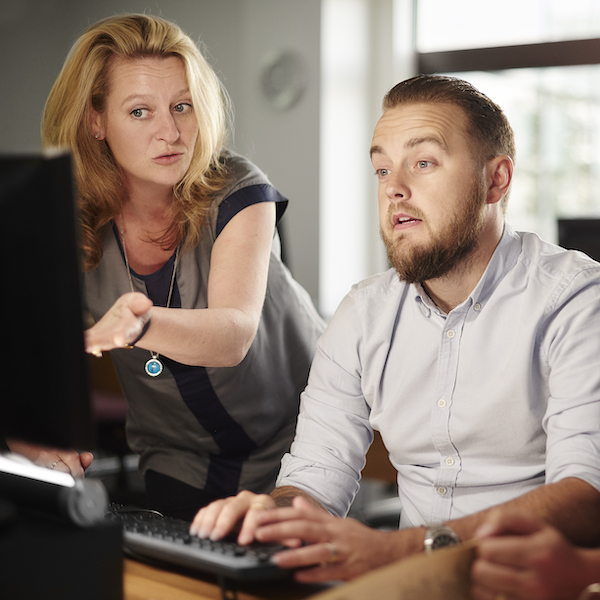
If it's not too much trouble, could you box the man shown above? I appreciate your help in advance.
[191,74,600,583]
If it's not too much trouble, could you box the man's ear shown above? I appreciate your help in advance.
[486,155,513,205]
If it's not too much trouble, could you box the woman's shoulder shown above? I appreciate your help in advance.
[217,150,274,198]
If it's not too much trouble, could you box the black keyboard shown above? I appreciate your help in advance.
[105,504,289,581]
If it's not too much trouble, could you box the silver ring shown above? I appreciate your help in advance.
[325,542,339,563]
[50,460,59,470]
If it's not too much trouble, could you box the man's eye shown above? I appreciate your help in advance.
[376,169,390,178]
[417,160,432,169]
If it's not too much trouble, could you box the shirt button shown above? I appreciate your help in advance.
[474,303,482,311]
[446,329,455,339]
[445,457,455,466]
[437,398,447,408]
[437,486,448,496]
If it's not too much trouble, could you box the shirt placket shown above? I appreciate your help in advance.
[429,305,469,523]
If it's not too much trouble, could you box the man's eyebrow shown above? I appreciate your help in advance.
[369,145,384,158]
[404,136,447,151]
[370,136,448,159]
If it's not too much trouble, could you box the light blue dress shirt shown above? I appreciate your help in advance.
[277,224,600,527]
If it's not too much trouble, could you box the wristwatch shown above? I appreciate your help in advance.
[424,523,461,553]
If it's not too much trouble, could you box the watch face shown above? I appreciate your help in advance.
[432,534,459,549]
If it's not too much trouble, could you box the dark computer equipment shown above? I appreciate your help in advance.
[0,153,93,449]
[558,218,600,263]
[0,152,108,523]
[0,153,122,600]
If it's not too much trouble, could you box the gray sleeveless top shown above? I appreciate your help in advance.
[83,152,325,497]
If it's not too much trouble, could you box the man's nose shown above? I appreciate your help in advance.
[386,170,410,201]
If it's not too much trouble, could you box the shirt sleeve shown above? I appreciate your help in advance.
[216,183,288,238]
[276,288,374,517]
[543,265,600,492]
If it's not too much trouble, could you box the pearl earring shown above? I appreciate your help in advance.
[94,132,101,139]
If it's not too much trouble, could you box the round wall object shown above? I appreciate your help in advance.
[260,49,307,111]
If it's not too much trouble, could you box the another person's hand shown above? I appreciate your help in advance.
[190,490,277,544]
[252,496,401,582]
[6,439,93,478]
[85,292,153,356]
[471,509,595,600]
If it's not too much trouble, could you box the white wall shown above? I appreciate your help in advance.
[0,0,321,305]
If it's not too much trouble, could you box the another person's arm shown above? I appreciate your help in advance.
[4,438,93,477]
[85,201,275,367]
[471,509,600,600]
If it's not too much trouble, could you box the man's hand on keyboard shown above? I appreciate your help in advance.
[251,496,405,582]
[190,490,277,545]
[192,494,406,583]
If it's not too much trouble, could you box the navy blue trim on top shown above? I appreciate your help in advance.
[163,357,258,497]
[112,225,181,308]
[216,183,288,238]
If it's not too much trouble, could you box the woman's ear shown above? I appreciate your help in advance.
[89,109,104,140]
[486,155,513,205]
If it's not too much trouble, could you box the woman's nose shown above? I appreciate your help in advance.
[155,112,179,143]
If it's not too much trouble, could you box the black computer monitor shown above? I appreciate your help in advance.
[558,218,600,263]
[0,153,94,449]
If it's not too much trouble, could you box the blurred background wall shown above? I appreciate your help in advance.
[0,0,322,306]
[3,0,600,318]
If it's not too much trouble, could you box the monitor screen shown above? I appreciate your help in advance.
[558,218,600,263]
[0,153,94,449]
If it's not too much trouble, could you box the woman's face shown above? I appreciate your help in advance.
[91,55,199,197]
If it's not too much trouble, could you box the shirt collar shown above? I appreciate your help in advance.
[412,223,522,317]
[469,222,521,311]
[414,283,440,318]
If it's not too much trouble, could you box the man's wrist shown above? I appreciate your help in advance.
[270,485,325,510]
[388,526,429,561]
[424,523,461,553]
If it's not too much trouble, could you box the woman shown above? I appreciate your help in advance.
[27,13,324,520]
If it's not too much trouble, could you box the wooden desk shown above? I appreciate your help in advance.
[123,558,332,600]
[124,543,478,600]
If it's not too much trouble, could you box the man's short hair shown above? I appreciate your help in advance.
[383,74,516,166]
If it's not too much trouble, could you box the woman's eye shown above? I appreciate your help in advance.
[131,108,148,119]
[417,160,432,169]
[173,103,192,114]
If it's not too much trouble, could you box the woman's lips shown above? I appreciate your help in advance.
[153,152,182,165]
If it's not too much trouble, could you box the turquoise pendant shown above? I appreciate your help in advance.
[145,356,163,377]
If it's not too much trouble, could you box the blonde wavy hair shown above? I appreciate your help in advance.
[42,14,231,270]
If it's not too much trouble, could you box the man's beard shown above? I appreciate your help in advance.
[380,178,487,284]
